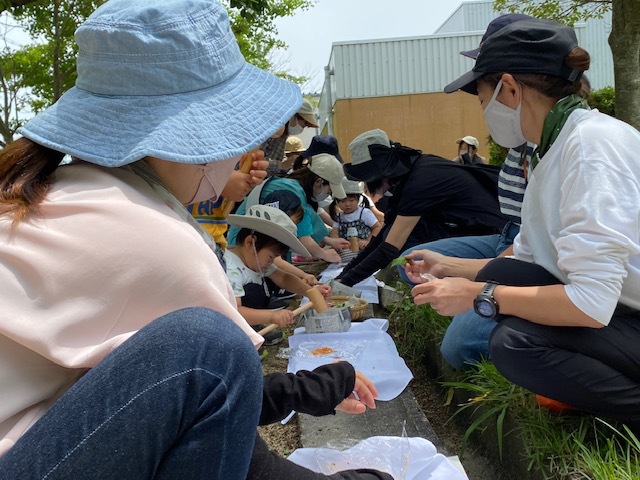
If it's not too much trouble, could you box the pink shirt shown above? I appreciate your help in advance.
[0,162,262,455]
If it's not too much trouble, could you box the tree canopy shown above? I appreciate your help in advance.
[0,0,312,145]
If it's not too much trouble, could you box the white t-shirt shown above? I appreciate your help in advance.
[514,108,640,325]
[224,249,278,298]
[332,207,378,229]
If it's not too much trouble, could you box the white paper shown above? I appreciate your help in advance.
[288,436,468,480]
[288,319,412,401]
[318,264,380,304]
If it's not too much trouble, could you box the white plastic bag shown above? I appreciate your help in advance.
[287,436,468,480]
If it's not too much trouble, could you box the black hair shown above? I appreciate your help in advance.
[236,229,289,256]
[292,155,309,170]
[328,193,367,222]
[282,166,320,210]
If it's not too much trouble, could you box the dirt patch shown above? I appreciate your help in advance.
[259,325,301,456]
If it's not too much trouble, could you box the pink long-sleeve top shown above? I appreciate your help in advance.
[0,162,262,456]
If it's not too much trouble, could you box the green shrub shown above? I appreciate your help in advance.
[386,281,451,364]
[588,86,615,117]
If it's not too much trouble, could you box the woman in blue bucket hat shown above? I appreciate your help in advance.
[0,0,304,478]
[407,18,640,423]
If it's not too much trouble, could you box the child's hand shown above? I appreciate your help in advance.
[270,309,294,327]
[314,284,331,299]
[324,237,350,250]
[321,248,341,264]
[358,239,369,249]
[336,371,379,414]
[301,273,317,286]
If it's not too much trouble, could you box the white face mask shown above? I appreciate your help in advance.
[312,189,330,202]
[482,80,527,148]
[189,155,241,204]
[287,117,304,136]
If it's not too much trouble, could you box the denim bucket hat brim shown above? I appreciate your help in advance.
[18,0,302,167]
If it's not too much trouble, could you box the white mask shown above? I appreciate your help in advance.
[312,190,330,202]
[189,155,241,204]
[287,118,304,136]
[482,80,527,148]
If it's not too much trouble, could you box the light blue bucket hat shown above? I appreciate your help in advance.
[18,0,302,167]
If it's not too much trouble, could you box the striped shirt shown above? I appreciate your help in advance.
[497,143,533,224]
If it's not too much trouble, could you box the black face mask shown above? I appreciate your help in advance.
[346,142,420,183]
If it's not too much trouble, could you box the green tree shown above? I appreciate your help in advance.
[0,0,312,145]
[493,0,640,130]
[225,0,312,84]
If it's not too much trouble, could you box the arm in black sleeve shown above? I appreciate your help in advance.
[337,230,385,276]
[260,362,356,425]
[337,241,401,287]
[249,432,394,480]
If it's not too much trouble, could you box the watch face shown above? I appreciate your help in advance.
[476,299,495,318]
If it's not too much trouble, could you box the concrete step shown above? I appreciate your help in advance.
[299,386,447,454]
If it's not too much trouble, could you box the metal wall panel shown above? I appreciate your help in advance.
[330,33,483,99]
[318,1,615,132]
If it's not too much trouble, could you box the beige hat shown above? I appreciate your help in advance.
[348,129,391,166]
[342,178,364,195]
[308,153,346,199]
[284,136,306,154]
[456,135,479,149]
[227,205,310,257]
[297,99,319,128]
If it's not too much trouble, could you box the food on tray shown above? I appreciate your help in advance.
[311,346,337,356]
[327,302,346,308]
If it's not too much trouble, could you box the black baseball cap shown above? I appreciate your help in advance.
[299,135,343,163]
[445,18,583,95]
[460,13,534,59]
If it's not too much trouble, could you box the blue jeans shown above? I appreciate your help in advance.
[398,222,520,370]
[0,308,263,479]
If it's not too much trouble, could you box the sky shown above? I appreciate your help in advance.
[274,0,466,93]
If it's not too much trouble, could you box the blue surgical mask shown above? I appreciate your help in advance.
[482,80,527,148]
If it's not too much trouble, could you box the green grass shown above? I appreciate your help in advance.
[385,281,452,364]
[440,360,640,479]
[387,293,640,480]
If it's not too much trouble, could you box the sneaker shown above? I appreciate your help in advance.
[274,288,296,300]
[261,328,283,346]
[536,394,577,414]
[267,296,293,310]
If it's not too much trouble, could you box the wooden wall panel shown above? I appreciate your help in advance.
[331,92,490,163]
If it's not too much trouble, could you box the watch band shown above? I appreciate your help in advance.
[480,281,499,298]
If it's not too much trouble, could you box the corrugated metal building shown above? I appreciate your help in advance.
[319,0,613,162]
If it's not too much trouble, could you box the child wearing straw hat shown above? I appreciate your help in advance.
[226,205,330,329]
